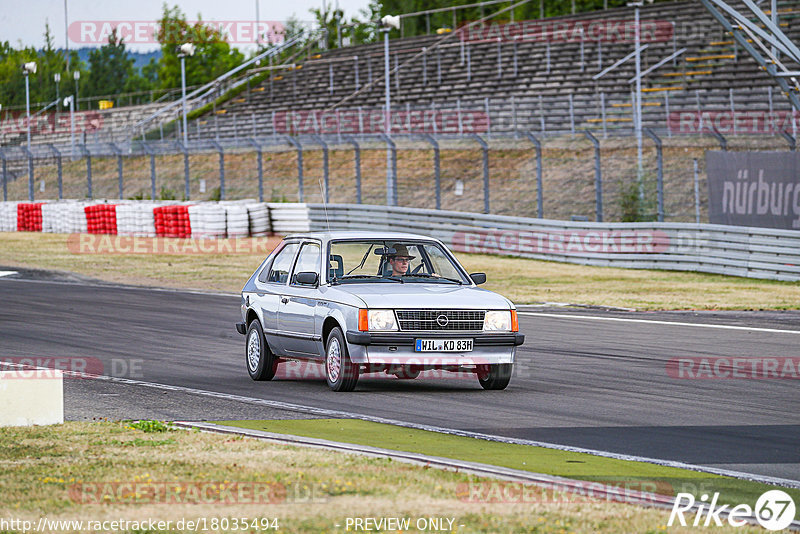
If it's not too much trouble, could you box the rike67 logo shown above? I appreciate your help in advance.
[668,490,796,531]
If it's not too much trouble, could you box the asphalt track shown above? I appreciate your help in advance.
[1,273,798,482]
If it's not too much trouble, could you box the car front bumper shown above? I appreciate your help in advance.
[345,331,523,365]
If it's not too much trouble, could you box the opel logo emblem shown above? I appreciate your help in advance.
[436,314,449,327]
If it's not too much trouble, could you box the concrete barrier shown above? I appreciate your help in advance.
[0,369,64,427]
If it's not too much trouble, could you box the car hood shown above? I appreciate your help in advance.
[335,283,513,309]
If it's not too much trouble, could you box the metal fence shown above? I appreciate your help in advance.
[0,131,796,224]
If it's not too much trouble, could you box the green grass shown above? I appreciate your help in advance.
[214,418,800,509]
[5,421,763,533]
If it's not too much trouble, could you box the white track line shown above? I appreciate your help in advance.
[0,276,238,297]
[2,361,798,490]
[0,271,18,278]
[519,312,800,335]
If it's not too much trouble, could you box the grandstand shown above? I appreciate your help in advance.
[4,0,800,223]
[184,0,800,140]
[6,0,799,145]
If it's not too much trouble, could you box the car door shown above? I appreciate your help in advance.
[278,241,322,358]
[254,241,299,356]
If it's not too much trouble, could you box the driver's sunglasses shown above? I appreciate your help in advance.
[392,258,411,263]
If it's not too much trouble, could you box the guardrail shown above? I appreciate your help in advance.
[305,204,800,282]
[2,200,798,281]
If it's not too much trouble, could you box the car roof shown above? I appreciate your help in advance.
[284,231,442,242]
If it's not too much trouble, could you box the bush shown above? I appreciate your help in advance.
[126,420,172,433]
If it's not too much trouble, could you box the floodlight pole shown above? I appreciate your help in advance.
[24,70,34,201]
[68,96,76,160]
[383,28,391,136]
[24,71,32,156]
[383,27,393,205]
[54,73,61,123]
[631,1,644,198]
[180,54,189,147]
[73,70,80,111]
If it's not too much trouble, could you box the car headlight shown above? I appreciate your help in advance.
[359,309,398,331]
[483,310,512,332]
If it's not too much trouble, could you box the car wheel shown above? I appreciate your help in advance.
[325,327,359,392]
[477,363,512,390]
[394,365,421,379]
[246,320,278,381]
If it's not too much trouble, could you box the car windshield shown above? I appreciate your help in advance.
[328,240,468,284]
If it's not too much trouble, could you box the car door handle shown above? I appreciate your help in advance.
[256,292,265,297]
[281,297,289,304]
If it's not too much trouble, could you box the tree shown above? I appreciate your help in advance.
[85,28,135,99]
[155,4,245,90]
[372,0,660,38]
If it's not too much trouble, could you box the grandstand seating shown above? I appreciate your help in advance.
[187,0,800,138]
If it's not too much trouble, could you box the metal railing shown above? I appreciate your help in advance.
[0,130,794,225]
[132,29,321,139]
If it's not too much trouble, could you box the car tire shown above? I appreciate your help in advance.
[477,363,512,390]
[246,320,278,381]
[325,327,359,392]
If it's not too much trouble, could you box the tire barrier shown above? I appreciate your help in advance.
[247,203,271,237]
[221,202,250,239]
[84,204,118,235]
[0,202,20,232]
[153,205,192,238]
[0,200,285,240]
[187,204,227,239]
[116,203,157,237]
[17,203,45,232]
[42,201,88,234]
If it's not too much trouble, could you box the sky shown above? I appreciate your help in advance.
[1,0,371,53]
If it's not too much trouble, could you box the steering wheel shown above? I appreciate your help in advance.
[410,263,425,275]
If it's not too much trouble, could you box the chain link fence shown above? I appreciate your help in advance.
[0,131,793,223]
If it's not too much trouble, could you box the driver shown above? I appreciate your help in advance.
[386,244,415,276]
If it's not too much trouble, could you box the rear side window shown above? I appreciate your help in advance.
[266,243,299,284]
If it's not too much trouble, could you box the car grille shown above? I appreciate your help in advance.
[396,310,485,331]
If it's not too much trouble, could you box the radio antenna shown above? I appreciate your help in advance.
[319,178,331,233]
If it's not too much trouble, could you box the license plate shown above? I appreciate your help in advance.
[415,338,473,352]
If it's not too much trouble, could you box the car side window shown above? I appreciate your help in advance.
[256,253,276,283]
[267,243,299,284]
[291,243,321,285]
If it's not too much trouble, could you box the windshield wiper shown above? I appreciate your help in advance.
[403,273,462,284]
[346,244,375,276]
[338,275,404,283]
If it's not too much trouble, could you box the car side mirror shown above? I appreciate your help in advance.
[295,271,318,286]
[469,272,487,285]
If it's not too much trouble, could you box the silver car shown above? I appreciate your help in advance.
[236,231,524,391]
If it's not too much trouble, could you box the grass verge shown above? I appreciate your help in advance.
[1,232,799,309]
[0,421,769,533]
[214,419,799,510]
